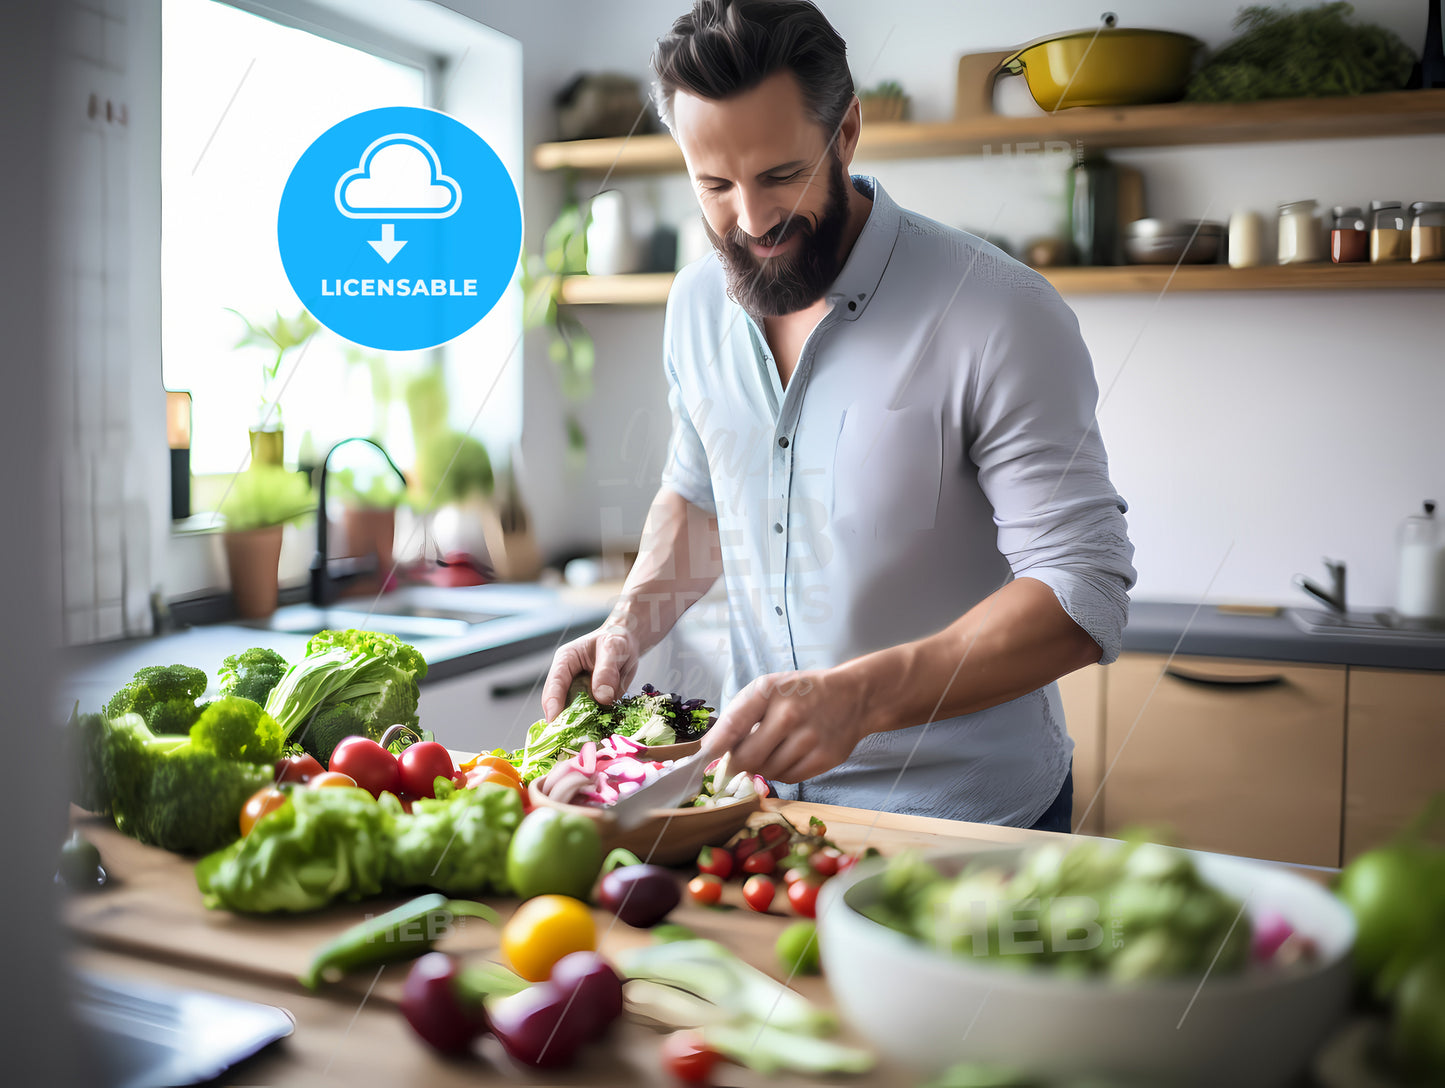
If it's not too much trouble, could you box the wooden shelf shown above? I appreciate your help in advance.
[559,263,1445,306]
[534,89,1445,175]
[1044,262,1445,294]
[556,272,679,305]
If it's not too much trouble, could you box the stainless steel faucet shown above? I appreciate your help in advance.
[1293,557,1347,614]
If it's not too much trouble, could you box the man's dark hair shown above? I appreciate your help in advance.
[651,0,854,137]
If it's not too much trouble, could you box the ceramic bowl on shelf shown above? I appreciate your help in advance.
[817,843,1355,1087]
[526,774,760,867]
[1124,218,1226,264]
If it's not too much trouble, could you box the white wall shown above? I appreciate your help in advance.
[443,0,1444,608]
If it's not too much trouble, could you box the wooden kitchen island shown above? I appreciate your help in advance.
[66,800,1068,1087]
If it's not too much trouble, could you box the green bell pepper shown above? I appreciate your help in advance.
[504,807,603,900]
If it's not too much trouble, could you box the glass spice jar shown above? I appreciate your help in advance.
[1409,201,1445,263]
[1330,206,1368,263]
[1277,200,1324,264]
[1370,200,1409,263]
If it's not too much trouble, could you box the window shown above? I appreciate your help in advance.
[161,0,520,486]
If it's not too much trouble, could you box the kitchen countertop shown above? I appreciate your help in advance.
[57,587,1444,718]
[59,582,615,715]
[1123,600,1445,671]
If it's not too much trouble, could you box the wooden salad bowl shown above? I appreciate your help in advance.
[527,774,761,867]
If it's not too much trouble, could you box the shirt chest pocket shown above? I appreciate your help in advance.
[830,403,943,536]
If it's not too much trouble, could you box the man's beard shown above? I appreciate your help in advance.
[703,155,851,318]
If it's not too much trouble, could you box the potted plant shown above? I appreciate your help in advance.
[228,308,321,466]
[859,80,909,123]
[332,464,405,596]
[218,464,314,618]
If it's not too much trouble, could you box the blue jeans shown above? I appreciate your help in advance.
[1027,769,1074,833]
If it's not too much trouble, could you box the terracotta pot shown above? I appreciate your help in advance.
[223,525,284,618]
[342,506,396,591]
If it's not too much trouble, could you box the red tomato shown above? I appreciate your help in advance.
[660,1030,722,1085]
[398,741,456,799]
[783,866,807,887]
[687,874,723,907]
[732,836,761,863]
[696,845,733,880]
[787,878,821,919]
[307,771,357,789]
[239,787,288,837]
[329,737,402,798]
[757,824,790,849]
[811,849,843,878]
[274,753,324,785]
[741,849,775,876]
[742,874,775,912]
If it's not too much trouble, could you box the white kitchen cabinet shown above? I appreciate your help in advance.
[418,648,559,754]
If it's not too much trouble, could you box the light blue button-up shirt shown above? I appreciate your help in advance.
[660,175,1136,826]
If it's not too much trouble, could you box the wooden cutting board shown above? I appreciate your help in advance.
[64,800,1019,1006]
[65,800,1025,1086]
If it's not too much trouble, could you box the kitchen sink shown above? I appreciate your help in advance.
[1287,607,1445,640]
[236,586,532,642]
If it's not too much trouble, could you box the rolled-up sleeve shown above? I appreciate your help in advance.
[659,295,716,514]
[966,290,1136,663]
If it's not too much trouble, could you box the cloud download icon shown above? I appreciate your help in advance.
[278,107,521,351]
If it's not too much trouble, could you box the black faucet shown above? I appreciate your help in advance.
[310,437,408,606]
[1293,557,1347,614]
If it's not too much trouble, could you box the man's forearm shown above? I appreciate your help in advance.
[607,488,723,654]
[838,576,1103,735]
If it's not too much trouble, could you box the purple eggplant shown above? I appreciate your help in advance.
[597,864,681,928]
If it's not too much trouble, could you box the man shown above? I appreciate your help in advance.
[541,0,1136,830]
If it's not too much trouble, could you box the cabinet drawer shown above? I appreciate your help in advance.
[1345,668,1445,862]
[1103,654,1346,867]
[417,649,558,754]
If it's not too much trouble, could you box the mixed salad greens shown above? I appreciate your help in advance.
[863,840,1255,983]
[508,685,714,783]
[196,778,523,913]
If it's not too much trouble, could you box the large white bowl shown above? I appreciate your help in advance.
[817,844,1354,1087]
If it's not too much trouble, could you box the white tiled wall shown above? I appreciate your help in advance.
[56,0,153,645]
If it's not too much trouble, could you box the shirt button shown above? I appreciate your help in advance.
[775,605,783,616]
[773,522,783,534]
[778,436,789,448]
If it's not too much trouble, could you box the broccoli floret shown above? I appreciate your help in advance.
[105,664,208,735]
[189,696,285,765]
[295,703,368,765]
[66,704,112,815]
[86,711,273,855]
[141,748,273,854]
[99,713,191,838]
[217,647,289,706]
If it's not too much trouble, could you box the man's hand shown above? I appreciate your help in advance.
[702,668,874,784]
[541,622,642,721]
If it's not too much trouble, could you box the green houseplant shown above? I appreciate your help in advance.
[218,465,314,618]
[228,308,322,466]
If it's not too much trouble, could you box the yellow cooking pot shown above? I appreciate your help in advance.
[1000,15,1203,110]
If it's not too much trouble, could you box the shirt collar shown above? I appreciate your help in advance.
[824,174,900,322]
